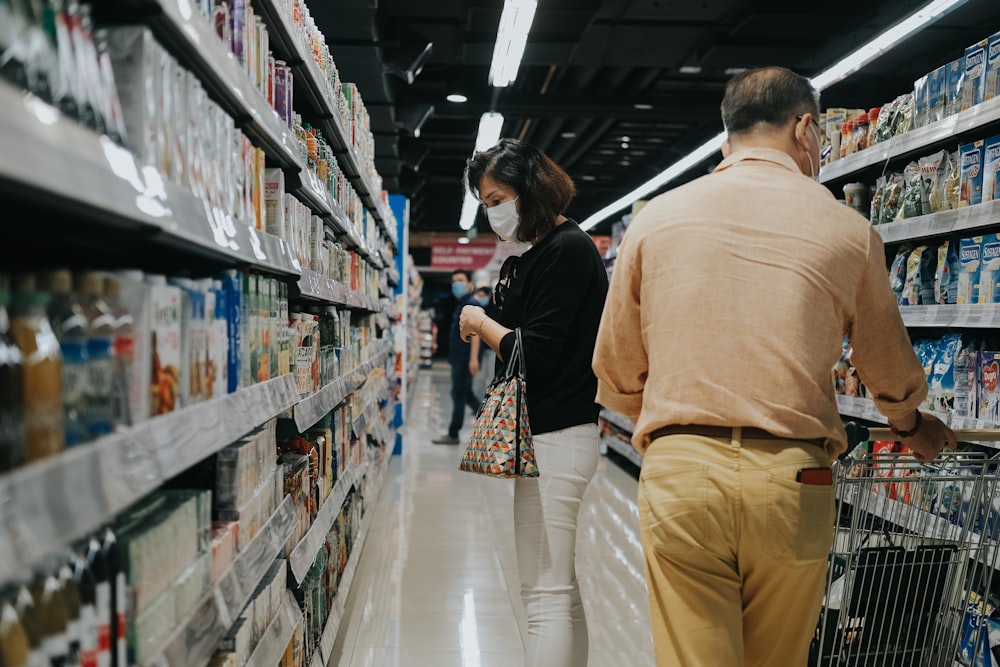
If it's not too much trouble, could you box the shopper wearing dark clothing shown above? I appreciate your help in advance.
[458,138,609,667]
[433,270,480,445]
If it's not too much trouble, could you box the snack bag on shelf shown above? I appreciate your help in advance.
[929,333,961,413]
[928,63,947,124]
[914,74,930,128]
[980,234,1000,303]
[947,57,966,117]
[890,246,909,304]
[977,351,1000,423]
[935,239,960,304]
[902,245,928,305]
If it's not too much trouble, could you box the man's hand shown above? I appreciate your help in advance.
[897,411,957,463]
[469,358,480,375]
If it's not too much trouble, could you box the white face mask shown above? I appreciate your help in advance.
[485,197,520,242]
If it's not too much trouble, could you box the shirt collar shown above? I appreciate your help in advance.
[714,147,803,175]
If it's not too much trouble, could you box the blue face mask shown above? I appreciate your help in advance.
[452,282,468,299]
[474,296,490,307]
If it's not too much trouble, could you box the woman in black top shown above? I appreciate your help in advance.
[459,139,609,667]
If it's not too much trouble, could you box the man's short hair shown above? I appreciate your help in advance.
[720,67,820,135]
[452,269,471,282]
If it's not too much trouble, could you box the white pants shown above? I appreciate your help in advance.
[514,423,600,667]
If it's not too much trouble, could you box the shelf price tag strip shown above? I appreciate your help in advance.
[243,592,303,667]
[0,374,297,586]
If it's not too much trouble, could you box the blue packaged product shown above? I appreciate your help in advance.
[983,134,1000,203]
[987,32,1000,102]
[980,234,1000,303]
[958,236,983,304]
[918,245,937,304]
[947,57,965,117]
[222,270,242,394]
[927,64,947,123]
[961,141,986,207]
[963,37,990,110]
[929,334,961,413]
[890,247,909,304]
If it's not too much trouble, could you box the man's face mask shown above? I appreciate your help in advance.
[474,295,490,307]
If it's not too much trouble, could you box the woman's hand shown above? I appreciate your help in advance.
[460,305,487,343]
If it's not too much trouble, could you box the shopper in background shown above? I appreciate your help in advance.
[469,285,497,398]
[458,138,609,667]
[592,66,957,667]
[431,269,480,445]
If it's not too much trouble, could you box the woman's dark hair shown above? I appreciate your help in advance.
[720,66,820,135]
[464,138,575,243]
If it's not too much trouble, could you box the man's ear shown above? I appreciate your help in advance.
[721,138,731,158]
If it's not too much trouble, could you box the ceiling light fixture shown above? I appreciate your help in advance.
[488,0,538,87]
[561,131,577,138]
[581,175,596,181]
[458,236,471,244]
[447,93,468,103]
[459,112,506,230]
[580,0,969,231]
[678,65,702,74]
[634,103,654,110]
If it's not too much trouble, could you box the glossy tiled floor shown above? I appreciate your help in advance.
[329,364,656,667]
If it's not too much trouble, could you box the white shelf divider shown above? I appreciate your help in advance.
[0,374,298,585]
[243,591,303,667]
[288,463,365,583]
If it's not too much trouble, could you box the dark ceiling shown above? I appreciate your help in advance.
[312,0,1000,239]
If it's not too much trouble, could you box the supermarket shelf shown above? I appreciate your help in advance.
[244,592,303,667]
[600,408,636,434]
[836,395,889,425]
[900,304,1000,328]
[296,270,376,311]
[288,463,366,583]
[836,396,1000,449]
[253,0,304,67]
[327,199,351,236]
[876,200,1000,245]
[317,454,389,665]
[144,0,300,171]
[600,435,643,469]
[820,96,1000,184]
[292,348,389,432]
[146,494,297,666]
[289,168,333,218]
[0,81,303,276]
[0,374,298,586]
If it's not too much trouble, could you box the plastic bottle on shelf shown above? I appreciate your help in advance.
[82,537,110,667]
[70,552,98,667]
[46,0,83,124]
[10,273,64,462]
[28,557,70,667]
[102,275,134,428]
[0,587,31,667]
[78,272,115,437]
[11,576,45,667]
[44,270,90,447]
[56,556,82,667]
[99,528,125,667]
[0,274,26,472]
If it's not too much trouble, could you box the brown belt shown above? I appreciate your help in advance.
[649,425,826,448]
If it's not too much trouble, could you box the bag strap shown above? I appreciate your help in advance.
[514,327,527,381]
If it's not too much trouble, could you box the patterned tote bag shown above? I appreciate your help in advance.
[458,328,539,478]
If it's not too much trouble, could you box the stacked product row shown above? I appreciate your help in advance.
[835,332,1000,423]
[840,133,1000,224]
[887,234,1000,307]
[819,28,1000,166]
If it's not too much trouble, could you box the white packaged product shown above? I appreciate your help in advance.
[104,27,168,175]
[264,168,286,239]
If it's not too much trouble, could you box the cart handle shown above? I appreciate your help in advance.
[844,421,1000,449]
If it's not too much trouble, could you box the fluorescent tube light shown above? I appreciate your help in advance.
[810,0,967,89]
[489,0,538,87]
[459,112,506,230]
[579,0,968,231]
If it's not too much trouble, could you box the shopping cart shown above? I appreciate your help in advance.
[809,424,1000,667]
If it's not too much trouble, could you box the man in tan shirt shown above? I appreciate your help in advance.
[592,67,956,666]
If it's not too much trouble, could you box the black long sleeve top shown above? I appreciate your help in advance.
[496,219,609,435]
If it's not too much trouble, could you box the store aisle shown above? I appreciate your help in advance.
[329,365,656,667]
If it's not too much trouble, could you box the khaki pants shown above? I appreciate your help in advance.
[638,430,835,666]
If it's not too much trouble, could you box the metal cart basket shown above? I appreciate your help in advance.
[810,449,1000,667]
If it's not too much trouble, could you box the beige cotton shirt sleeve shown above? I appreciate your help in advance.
[593,147,927,457]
